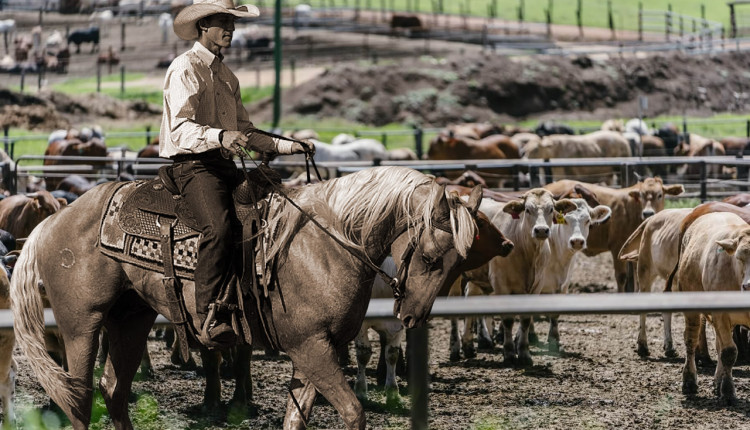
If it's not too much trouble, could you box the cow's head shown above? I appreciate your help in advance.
[716,228,750,291]
[503,188,574,240]
[427,132,460,160]
[628,177,684,219]
[553,198,611,251]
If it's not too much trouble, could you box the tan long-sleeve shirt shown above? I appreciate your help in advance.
[159,42,254,158]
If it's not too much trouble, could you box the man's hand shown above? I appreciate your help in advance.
[291,139,316,156]
[221,130,249,155]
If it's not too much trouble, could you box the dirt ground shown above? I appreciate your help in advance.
[13,251,750,429]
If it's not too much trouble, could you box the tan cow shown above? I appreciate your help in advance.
[674,133,727,179]
[676,212,750,405]
[524,130,631,185]
[0,191,68,239]
[545,178,685,293]
[462,189,575,366]
[619,208,692,358]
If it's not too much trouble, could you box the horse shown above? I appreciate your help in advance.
[11,165,481,429]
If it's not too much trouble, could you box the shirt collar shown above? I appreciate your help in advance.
[191,41,224,67]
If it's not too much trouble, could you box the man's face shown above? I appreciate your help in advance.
[203,14,235,49]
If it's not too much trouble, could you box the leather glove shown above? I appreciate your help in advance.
[291,140,315,156]
[220,130,249,155]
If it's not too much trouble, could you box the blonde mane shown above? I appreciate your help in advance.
[264,166,475,266]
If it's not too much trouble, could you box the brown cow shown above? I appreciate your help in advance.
[723,193,750,207]
[720,137,750,157]
[674,133,727,179]
[545,178,684,293]
[0,191,67,239]
[427,134,520,187]
[44,138,108,190]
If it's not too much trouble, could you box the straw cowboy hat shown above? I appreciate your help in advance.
[173,0,260,41]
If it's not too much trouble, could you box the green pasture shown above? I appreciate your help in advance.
[250,0,732,32]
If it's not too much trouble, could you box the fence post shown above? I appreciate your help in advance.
[146,125,152,147]
[414,126,423,160]
[121,21,126,51]
[543,159,552,185]
[408,326,429,430]
[746,119,750,138]
[120,65,125,94]
[290,57,296,87]
[97,62,102,93]
[545,0,552,39]
[576,0,582,38]
[607,0,615,40]
[666,4,672,42]
[700,161,707,202]
[638,2,642,41]
[20,69,25,92]
[530,165,540,187]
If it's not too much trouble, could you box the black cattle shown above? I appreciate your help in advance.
[67,26,99,54]
[391,14,423,30]
[534,121,576,137]
[654,123,680,155]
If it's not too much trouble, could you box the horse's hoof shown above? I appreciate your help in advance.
[517,354,533,368]
[463,344,476,359]
[449,350,461,362]
[385,389,404,410]
[636,343,650,358]
[228,400,259,419]
[664,348,678,359]
[720,394,738,407]
[548,340,560,353]
[682,379,698,395]
[503,354,518,367]
[478,336,494,351]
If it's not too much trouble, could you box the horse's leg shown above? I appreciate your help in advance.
[286,339,365,430]
[283,368,318,430]
[99,310,157,430]
[383,326,405,408]
[58,326,100,428]
[199,347,223,411]
[229,345,254,412]
[449,317,462,361]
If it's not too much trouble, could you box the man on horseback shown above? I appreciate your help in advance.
[161,0,310,346]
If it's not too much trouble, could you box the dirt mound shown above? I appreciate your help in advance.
[248,51,750,126]
[0,89,162,131]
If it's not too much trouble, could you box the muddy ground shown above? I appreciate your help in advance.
[13,251,750,429]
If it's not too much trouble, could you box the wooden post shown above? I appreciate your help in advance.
[730,3,737,39]
[120,21,126,51]
[576,0,582,38]
[20,70,24,92]
[638,2,642,41]
[290,57,295,87]
[97,62,101,93]
[666,4,671,42]
[414,126,423,160]
[607,0,615,40]
[120,65,125,94]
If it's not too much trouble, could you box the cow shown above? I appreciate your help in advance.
[524,131,631,185]
[545,178,685,293]
[0,267,15,426]
[390,14,425,35]
[720,137,750,157]
[435,170,487,188]
[461,189,575,366]
[0,191,67,239]
[67,26,99,54]
[676,212,750,406]
[510,132,541,155]
[427,133,520,187]
[533,198,611,352]
[534,121,575,137]
[673,133,727,179]
[618,208,692,358]
[43,137,108,190]
[723,193,750,207]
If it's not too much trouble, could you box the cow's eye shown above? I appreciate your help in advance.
[657,193,662,199]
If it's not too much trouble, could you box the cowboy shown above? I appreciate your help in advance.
[161,0,310,346]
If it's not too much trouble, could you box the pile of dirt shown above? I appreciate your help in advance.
[248,50,750,126]
[0,88,162,131]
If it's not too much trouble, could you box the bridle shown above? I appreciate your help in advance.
[236,133,456,303]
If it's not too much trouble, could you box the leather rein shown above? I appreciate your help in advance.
[237,130,439,302]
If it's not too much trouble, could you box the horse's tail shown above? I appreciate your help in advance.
[10,218,81,408]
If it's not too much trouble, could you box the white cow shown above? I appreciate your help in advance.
[619,208,692,358]
[534,198,611,351]
[459,189,574,366]
[676,212,750,405]
[354,257,404,407]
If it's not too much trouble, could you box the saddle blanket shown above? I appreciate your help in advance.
[99,182,200,280]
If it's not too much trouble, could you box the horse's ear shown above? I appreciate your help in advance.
[433,183,446,209]
[463,185,482,215]
[56,198,68,207]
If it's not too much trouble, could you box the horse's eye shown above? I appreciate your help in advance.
[421,254,440,267]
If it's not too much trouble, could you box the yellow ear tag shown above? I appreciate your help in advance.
[556,212,567,225]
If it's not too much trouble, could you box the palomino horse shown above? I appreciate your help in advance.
[11,166,481,429]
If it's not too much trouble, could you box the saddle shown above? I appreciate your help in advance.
[99,164,283,355]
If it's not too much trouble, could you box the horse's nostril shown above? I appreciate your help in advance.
[402,315,414,329]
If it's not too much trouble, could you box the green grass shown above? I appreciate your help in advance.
[257,0,730,31]
[665,197,701,209]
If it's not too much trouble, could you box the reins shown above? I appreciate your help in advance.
[237,148,406,298]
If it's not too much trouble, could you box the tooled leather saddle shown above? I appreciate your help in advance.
[99,164,281,355]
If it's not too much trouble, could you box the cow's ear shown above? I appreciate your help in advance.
[664,184,684,196]
[463,185,483,215]
[628,190,641,202]
[503,200,524,219]
[589,205,612,225]
[717,238,738,256]
[56,198,68,207]
[554,199,576,214]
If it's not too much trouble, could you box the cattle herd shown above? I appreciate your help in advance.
[3,117,750,426]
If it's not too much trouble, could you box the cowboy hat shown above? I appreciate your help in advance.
[173,0,260,41]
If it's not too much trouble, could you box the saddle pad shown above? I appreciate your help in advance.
[99,182,199,279]
[118,179,198,241]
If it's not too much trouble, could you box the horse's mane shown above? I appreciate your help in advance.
[264,166,474,267]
